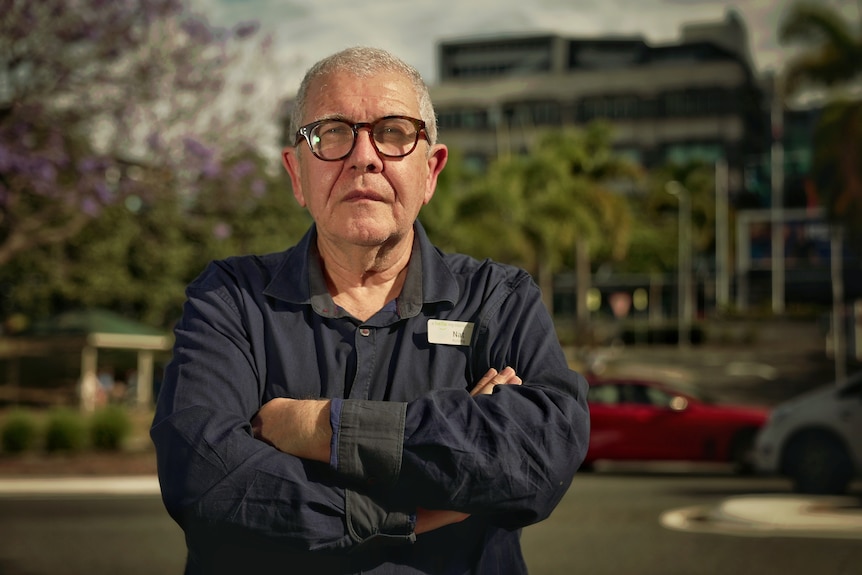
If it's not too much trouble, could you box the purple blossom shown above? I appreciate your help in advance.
[230,160,254,180]
[94,181,113,203]
[181,17,213,43]
[81,197,102,217]
[251,179,265,197]
[203,161,221,179]
[0,144,11,172]
[212,222,232,240]
[183,137,213,162]
[78,157,109,173]
[36,161,57,183]
[233,21,259,40]
[146,131,164,152]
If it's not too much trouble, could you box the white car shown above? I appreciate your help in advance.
[753,370,862,494]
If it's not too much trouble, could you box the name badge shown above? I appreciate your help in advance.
[427,319,475,346]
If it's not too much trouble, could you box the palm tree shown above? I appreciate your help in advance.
[779,1,862,382]
[453,123,635,325]
[541,124,636,327]
[780,1,862,234]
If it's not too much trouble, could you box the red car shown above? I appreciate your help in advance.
[583,376,770,473]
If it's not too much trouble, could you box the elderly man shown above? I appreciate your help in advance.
[151,46,589,574]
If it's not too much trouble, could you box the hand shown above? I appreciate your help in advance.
[252,397,332,463]
[415,507,470,534]
[470,366,522,396]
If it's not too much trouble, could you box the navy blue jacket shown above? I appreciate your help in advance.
[151,222,589,574]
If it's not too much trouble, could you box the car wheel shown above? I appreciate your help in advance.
[729,427,758,475]
[782,430,854,495]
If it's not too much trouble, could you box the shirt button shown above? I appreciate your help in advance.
[359,328,371,337]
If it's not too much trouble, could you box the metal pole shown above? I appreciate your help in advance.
[715,159,730,312]
[770,72,785,315]
[831,225,847,385]
[667,181,692,348]
[681,189,693,347]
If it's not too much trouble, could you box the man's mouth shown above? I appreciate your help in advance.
[343,190,385,202]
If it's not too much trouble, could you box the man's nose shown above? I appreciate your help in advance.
[348,127,383,171]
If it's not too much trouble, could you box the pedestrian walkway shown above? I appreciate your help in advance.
[0,475,160,497]
[661,494,862,540]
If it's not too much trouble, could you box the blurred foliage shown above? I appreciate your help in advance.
[447,123,637,315]
[0,409,39,453]
[780,1,862,240]
[90,405,132,451]
[610,161,717,275]
[0,0,274,266]
[44,407,88,452]
[0,146,309,326]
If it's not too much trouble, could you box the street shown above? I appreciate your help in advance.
[523,466,862,575]
[0,468,859,575]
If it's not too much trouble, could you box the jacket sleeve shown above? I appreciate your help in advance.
[334,271,590,529]
[150,264,414,552]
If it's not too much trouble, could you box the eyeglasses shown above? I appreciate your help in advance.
[294,115,427,161]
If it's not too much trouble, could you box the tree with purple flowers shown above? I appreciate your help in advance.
[0,0,273,267]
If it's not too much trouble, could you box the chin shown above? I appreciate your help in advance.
[343,222,407,247]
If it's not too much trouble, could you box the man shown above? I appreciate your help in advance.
[151,46,589,574]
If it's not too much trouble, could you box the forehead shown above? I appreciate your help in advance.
[302,71,421,123]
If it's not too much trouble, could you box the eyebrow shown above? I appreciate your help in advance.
[314,114,351,123]
[309,113,411,124]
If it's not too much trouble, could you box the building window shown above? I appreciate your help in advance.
[437,109,490,130]
[497,101,561,128]
[441,39,554,80]
[663,142,724,165]
[528,101,561,125]
[580,95,641,121]
[661,88,730,117]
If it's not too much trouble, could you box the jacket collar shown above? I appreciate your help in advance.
[263,221,458,318]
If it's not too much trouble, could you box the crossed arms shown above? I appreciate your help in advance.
[251,367,523,535]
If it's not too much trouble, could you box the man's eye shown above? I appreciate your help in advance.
[376,124,412,140]
[320,124,351,138]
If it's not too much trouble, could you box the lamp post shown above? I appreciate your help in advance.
[770,71,785,315]
[666,181,692,348]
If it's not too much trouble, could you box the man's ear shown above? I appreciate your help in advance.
[282,147,306,207]
[423,144,449,204]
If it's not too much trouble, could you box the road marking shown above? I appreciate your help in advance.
[660,495,862,540]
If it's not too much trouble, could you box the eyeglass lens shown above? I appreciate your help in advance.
[309,117,420,160]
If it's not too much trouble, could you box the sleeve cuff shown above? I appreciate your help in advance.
[346,489,416,549]
[329,397,343,470]
[335,400,406,487]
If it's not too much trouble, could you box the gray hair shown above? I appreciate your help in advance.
[290,46,438,146]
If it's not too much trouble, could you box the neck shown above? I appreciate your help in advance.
[317,229,414,321]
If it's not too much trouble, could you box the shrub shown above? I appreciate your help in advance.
[90,406,132,451]
[1,410,40,454]
[44,408,88,453]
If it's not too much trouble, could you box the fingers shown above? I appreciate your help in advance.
[415,508,471,535]
[469,366,522,396]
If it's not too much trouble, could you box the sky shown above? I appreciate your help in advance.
[193,0,858,99]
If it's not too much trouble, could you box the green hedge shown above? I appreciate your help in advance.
[1,410,40,453]
[0,406,134,455]
[44,408,88,453]
[90,405,133,451]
